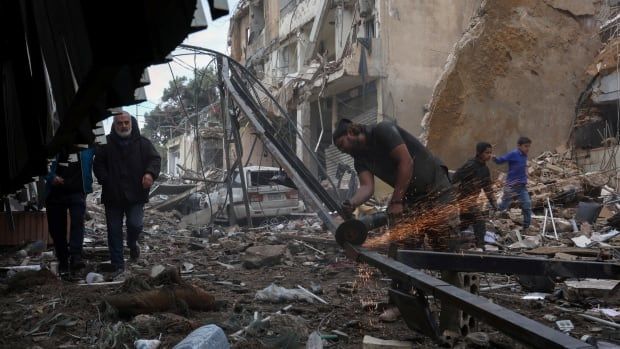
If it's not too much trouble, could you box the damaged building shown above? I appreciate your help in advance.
[229,0,481,193]
[573,2,620,189]
[165,104,225,177]
[422,0,603,169]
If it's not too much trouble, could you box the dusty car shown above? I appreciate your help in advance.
[214,166,305,224]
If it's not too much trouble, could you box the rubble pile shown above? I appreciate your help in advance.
[525,151,611,209]
[0,154,619,348]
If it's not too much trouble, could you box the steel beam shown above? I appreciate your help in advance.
[221,59,337,232]
[395,250,620,279]
[344,243,593,349]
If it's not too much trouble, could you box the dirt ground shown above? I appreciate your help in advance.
[0,205,617,349]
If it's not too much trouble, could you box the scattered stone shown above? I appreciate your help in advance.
[543,314,558,322]
[242,245,288,269]
[378,307,401,323]
[465,332,490,347]
[150,265,166,278]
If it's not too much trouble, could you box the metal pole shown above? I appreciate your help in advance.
[217,57,236,225]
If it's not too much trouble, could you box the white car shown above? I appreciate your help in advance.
[214,166,305,224]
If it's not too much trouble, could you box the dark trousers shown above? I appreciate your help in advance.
[104,203,144,268]
[460,205,486,247]
[46,193,86,266]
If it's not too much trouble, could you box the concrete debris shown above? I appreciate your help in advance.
[424,1,601,168]
[464,331,490,348]
[150,265,166,278]
[563,279,620,302]
[543,0,596,17]
[242,245,288,269]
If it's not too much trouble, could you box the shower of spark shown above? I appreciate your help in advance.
[364,189,494,249]
[354,264,383,310]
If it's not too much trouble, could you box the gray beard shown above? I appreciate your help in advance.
[117,130,131,138]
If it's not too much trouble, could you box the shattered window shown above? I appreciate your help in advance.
[248,170,280,187]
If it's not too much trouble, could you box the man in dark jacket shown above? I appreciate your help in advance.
[93,111,161,272]
[45,147,95,274]
[452,142,497,247]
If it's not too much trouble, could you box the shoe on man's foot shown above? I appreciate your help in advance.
[129,247,140,262]
[110,266,125,281]
[69,255,85,270]
[58,261,69,276]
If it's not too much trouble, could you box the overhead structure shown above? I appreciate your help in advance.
[179,44,345,231]
[0,0,229,196]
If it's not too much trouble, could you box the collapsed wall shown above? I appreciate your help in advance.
[422,0,601,169]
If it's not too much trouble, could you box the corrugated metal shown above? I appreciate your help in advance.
[0,212,51,246]
[325,107,377,180]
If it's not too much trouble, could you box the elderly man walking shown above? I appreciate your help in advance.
[93,111,161,273]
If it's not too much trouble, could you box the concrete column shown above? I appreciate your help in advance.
[296,102,315,175]
[377,78,384,122]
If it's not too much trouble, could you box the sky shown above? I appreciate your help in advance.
[106,0,240,132]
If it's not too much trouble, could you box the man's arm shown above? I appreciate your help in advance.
[92,145,108,185]
[349,170,374,207]
[389,144,414,204]
[483,178,496,208]
[451,160,474,185]
[493,151,513,165]
[144,140,162,180]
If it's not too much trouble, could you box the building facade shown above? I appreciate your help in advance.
[229,0,480,193]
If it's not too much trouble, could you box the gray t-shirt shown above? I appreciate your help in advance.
[352,121,449,200]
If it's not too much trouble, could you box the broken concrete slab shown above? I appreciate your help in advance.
[242,245,288,269]
[180,208,213,228]
[563,279,620,302]
[422,0,601,169]
[543,0,596,16]
[362,335,413,349]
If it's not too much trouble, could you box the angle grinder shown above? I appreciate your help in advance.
[335,211,389,247]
